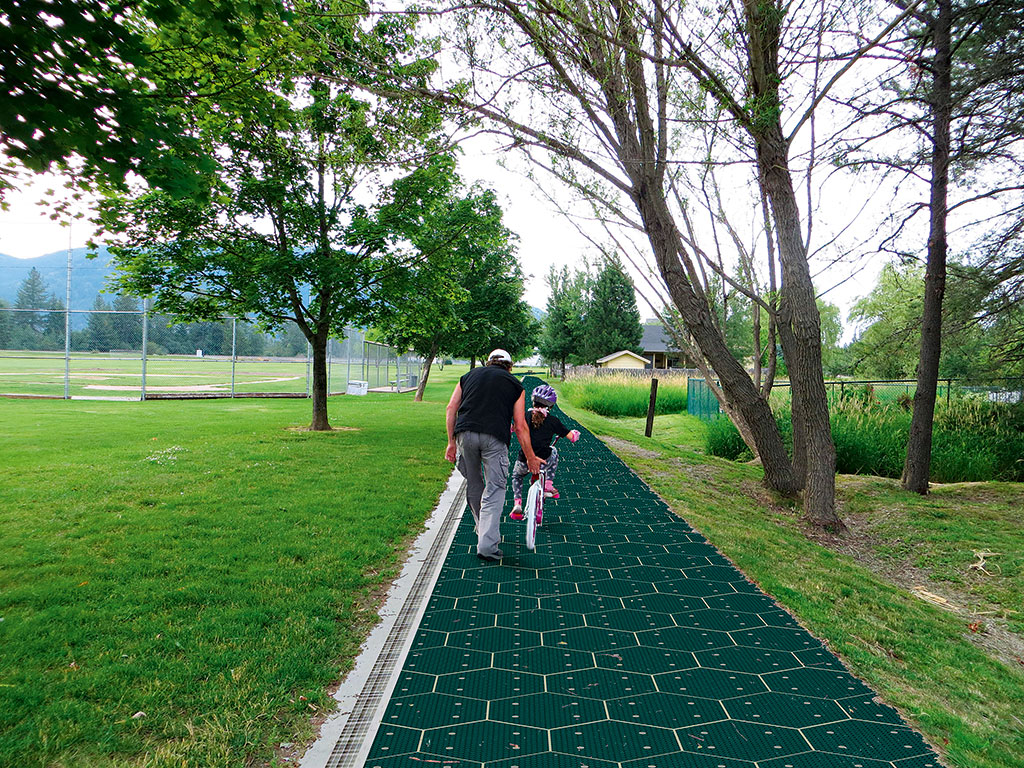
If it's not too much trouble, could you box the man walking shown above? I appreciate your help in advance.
[445,349,542,561]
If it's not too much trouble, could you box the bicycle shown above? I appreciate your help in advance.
[523,436,558,551]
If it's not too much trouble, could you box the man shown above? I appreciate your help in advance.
[445,349,543,561]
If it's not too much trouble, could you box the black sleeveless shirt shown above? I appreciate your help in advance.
[454,366,524,445]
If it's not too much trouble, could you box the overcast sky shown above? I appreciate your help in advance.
[0,148,885,341]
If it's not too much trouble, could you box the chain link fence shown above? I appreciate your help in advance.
[0,306,419,400]
[686,377,1024,420]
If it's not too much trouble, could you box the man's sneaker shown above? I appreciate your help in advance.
[477,550,503,562]
[544,481,559,499]
[510,499,524,521]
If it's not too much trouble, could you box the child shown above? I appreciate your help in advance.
[510,384,580,520]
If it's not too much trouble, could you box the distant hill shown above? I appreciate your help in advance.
[0,247,117,310]
[531,306,545,321]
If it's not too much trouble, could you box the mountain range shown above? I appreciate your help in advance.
[0,247,117,310]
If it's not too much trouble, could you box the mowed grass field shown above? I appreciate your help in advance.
[0,366,469,768]
[0,353,374,398]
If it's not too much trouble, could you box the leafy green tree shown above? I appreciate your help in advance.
[13,267,52,334]
[583,257,642,364]
[84,296,116,352]
[0,0,288,199]
[849,264,925,379]
[103,8,447,429]
[0,298,12,348]
[371,185,529,400]
[540,265,590,375]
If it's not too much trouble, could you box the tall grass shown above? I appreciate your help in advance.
[559,374,687,418]
[705,395,1024,482]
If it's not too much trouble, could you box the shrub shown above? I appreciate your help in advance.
[702,395,1024,483]
[560,374,687,418]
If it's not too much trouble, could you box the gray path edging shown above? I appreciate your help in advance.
[298,467,467,768]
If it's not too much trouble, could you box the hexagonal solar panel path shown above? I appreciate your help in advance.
[361,378,943,768]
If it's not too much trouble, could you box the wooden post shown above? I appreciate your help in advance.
[645,377,659,437]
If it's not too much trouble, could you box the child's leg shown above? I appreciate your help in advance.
[510,459,529,500]
[544,447,560,485]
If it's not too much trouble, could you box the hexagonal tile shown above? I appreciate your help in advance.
[544,626,639,653]
[447,626,542,653]
[572,553,643,569]
[577,579,657,598]
[410,629,449,650]
[695,646,802,675]
[678,720,807,761]
[487,752,619,768]
[435,667,544,699]
[723,692,849,728]
[502,552,573,569]
[654,579,735,598]
[731,627,823,653]
[424,595,458,612]
[607,691,727,729]
[499,579,577,596]
[497,608,586,632]
[550,720,679,763]
[616,565,686,582]
[435,579,501,598]
[639,626,734,653]
[642,552,716,569]
[493,645,595,674]
[764,668,874,699]
[547,667,656,699]
[599,542,669,556]
[673,609,765,633]
[421,720,547,763]
[890,755,945,768]
[383,692,487,729]
[539,593,624,614]
[596,646,697,673]
[390,670,436,697]
[654,667,768,698]
[490,692,607,728]
[546,542,603,556]
[404,646,492,674]
[758,610,802,628]
[803,720,933,761]
[537,566,613,582]
[620,753,752,767]
[757,752,892,768]
[586,609,675,632]
[365,724,421,760]
[793,648,846,669]
[622,593,708,614]
[457,593,540,614]
[420,609,497,633]
[463,566,538,583]
[837,694,907,725]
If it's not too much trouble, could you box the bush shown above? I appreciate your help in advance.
[704,416,750,461]
[560,374,687,418]
[703,396,1024,483]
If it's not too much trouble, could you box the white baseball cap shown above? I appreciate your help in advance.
[487,348,512,363]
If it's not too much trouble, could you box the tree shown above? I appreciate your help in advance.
[84,296,116,352]
[0,0,288,200]
[583,257,642,363]
[103,7,449,429]
[539,265,589,375]
[371,185,531,401]
[13,267,51,334]
[0,298,12,348]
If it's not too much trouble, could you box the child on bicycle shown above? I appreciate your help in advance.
[510,384,580,520]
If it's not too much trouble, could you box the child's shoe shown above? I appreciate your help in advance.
[544,480,559,499]
[510,499,524,521]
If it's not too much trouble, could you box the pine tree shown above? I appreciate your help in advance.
[13,267,53,334]
[583,257,642,363]
[539,265,590,374]
[84,296,116,351]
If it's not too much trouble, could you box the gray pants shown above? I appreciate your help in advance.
[456,431,509,557]
[511,446,559,500]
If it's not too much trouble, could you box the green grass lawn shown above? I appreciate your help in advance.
[558,399,1024,768]
[0,367,466,768]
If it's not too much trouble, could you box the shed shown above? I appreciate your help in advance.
[596,350,649,369]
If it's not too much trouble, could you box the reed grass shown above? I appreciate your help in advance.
[559,374,687,418]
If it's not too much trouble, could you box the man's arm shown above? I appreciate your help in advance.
[445,383,462,463]
[512,391,544,474]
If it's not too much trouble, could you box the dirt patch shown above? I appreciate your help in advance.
[598,434,661,458]
[286,425,360,433]
[804,507,1024,672]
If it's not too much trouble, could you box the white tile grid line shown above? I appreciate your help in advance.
[297,468,468,768]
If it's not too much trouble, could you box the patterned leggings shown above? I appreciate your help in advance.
[511,446,559,500]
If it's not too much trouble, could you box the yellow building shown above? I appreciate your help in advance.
[596,350,649,369]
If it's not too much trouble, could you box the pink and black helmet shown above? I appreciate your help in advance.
[532,384,557,406]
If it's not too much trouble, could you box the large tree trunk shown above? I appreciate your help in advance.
[744,0,839,529]
[310,329,331,431]
[903,0,951,494]
[415,340,439,402]
[636,188,798,494]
